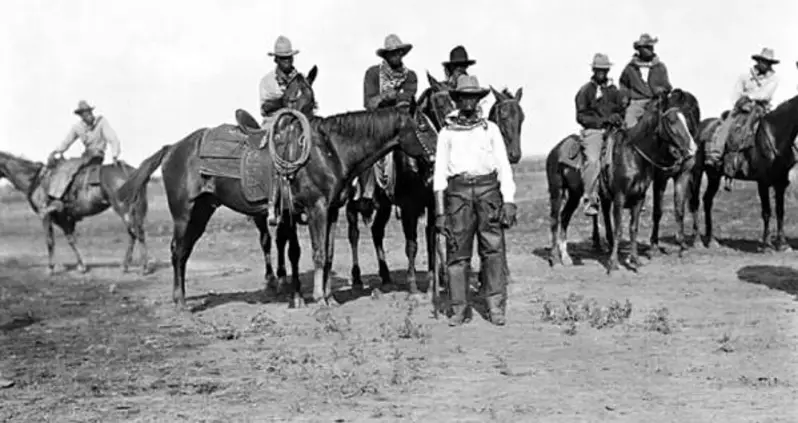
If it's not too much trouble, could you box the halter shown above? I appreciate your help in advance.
[631,106,694,172]
[410,110,437,163]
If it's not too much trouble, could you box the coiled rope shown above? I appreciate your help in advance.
[264,108,313,223]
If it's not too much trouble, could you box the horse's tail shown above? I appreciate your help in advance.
[116,145,172,205]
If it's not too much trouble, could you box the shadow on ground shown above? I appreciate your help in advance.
[737,265,798,297]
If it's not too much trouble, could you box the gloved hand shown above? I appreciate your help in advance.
[500,203,518,228]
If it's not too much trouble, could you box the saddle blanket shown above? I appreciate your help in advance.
[558,131,614,171]
[45,160,103,198]
[709,113,760,179]
[198,124,274,203]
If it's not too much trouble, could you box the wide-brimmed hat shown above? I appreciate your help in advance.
[751,47,779,64]
[442,45,476,67]
[450,75,490,100]
[73,100,94,115]
[268,35,299,57]
[376,34,413,58]
[633,33,658,49]
[591,53,613,69]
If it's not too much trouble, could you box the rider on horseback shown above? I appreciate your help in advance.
[575,53,626,216]
[359,34,418,217]
[442,45,476,89]
[259,36,302,122]
[39,100,121,216]
[704,48,780,179]
[619,33,672,129]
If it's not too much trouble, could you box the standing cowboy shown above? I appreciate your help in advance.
[705,48,780,171]
[433,75,518,327]
[619,33,673,128]
[358,34,418,214]
[40,100,121,215]
[442,45,476,89]
[575,53,626,216]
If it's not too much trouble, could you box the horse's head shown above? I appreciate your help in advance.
[397,100,438,163]
[420,72,456,131]
[282,65,318,116]
[489,86,524,164]
[653,97,698,163]
[662,88,701,136]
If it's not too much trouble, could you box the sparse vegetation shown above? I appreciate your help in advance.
[541,293,633,334]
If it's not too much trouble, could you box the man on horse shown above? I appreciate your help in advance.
[433,75,518,327]
[442,45,476,89]
[619,33,673,128]
[358,34,418,215]
[704,48,780,181]
[39,100,122,216]
[259,35,303,122]
[575,53,626,216]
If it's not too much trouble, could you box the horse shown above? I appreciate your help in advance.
[116,67,319,309]
[0,151,149,274]
[341,72,524,296]
[690,94,798,251]
[546,95,697,271]
[648,89,701,256]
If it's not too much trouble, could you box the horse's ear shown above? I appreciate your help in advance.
[514,87,523,101]
[490,86,503,101]
[427,71,443,90]
[306,65,318,86]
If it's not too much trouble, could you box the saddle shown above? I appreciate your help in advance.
[43,158,103,199]
[559,130,615,172]
[197,121,274,203]
[713,100,768,179]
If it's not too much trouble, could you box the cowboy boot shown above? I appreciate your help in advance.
[485,294,506,326]
[448,304,469,327]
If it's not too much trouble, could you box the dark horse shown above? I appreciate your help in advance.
[690,93,798,251]
[546,94,697,271]
[116,66,319,308]
[0,151,149,274]
[649,89,701,256]
[342,72,524,295]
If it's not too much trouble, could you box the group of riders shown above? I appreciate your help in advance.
[30,33,795,327]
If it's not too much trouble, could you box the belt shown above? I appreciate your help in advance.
[448,171,498,186]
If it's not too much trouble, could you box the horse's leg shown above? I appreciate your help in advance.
[627,200,645,270]
[702,172,722,248]
[601,196,613,247]
[122,224,136,274]
[57,219,87,274]
[275,214,290,293]
[42,216,56,275]
[307,202,331,306]
[170,198,215,308]
[558,192,579,266]
[548,188,563,266]
[400,203,421,294]
[607,194,624,273]
[323,207,339,305]
[757,181,774,251]
[774,180,790,252]
[649,174,667,256]
[287,220,302,306]
[253,215,277,290]
[346,201,363,290]
[425,200,436,288]
[371,197,394,290]
[672,171,690,256]
[688,164,702,244]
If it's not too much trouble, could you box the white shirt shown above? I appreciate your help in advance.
[259,70,284,104]
[432,120,516,203]
[732,68,779,104]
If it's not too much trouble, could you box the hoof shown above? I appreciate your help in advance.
[325,295,341,308]
[405,291,425,303]
[759,243,776,253]
[122,265,130,274]
[265,273,278,291]
[776,244,793,253]
[48,266,56,276]
[562,254,573,267]
[76,264,88,274]
[290,294,306,309]
[407,281,420,295]
[607,260,620,274]
[705,238,721,249]
[371,288,383,300]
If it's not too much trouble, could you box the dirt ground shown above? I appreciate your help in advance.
[1,162,797,422]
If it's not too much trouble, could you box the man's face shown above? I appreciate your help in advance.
[79,111,94,125]
[636,46,655,61]
[275,56,294,73]
[445,64,468,78]
[592,68,609,84]
[384,50,404,68]
[754,59,773,74]
[455,95,480,113]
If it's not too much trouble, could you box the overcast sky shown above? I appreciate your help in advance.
[1,0,796,166]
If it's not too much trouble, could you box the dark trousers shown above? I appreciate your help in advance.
[444,172,508,308]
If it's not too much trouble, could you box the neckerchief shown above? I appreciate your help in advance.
[748,67,775,88]
[591,78,613,100]
[631,54,660,69]
[444,108,488,131]
[275,67,298,89]
[378,61,409,94]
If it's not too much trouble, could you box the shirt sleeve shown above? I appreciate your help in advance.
[101,119,122,158]
[55,123,80,154]
[732,74,745,104]
[489,124,516,203]
[259,72,282,103]
[432,130,451,193]
[363,67,382,110]
[747,74,779,102]
[397,70,418,104]
[575,84,602,129]
[650,63,672,94]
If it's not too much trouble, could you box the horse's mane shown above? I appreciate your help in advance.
[0,151,42,174]
[316,107,407,143]
[764,94,798,124]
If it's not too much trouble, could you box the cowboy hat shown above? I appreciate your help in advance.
[751,47,779,64]
[73,100,94,115]
[450,75,490,100]
[442,45,476,67]
[376,34,412,58]
[268,35,299,57]
[633,33,658,49]
[590,53,613,69]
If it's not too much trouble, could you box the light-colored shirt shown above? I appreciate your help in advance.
[259,70,284,105]
[56,116,121,159]
[432,119,516,203]
[733,68,779,104]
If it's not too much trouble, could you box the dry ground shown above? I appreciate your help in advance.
[1,160,797,422]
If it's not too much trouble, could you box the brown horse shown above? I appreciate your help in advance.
[690,94,798,251]
[116,67,319,308]
[342,72,524,295]
[648,89,701,256]
[546,95,696,271]
[0,151,149,274]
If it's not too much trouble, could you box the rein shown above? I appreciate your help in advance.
[631,107,692,173]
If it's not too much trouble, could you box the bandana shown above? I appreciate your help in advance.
[378,61,409,94]
[631,54,660,69]
[275,67,298,89]
[444,108,488,131]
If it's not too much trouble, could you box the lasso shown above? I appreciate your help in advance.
[264,108,313,221]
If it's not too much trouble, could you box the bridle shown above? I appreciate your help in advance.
[632,106,694,172]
